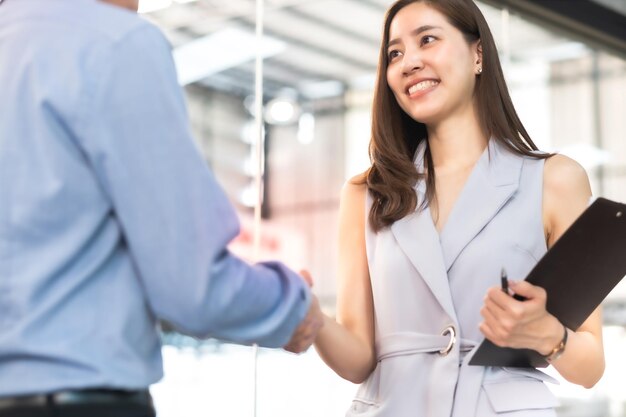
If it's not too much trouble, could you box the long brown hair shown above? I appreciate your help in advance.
[364,0,550,232]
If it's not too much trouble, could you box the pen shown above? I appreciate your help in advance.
[501,268,509,295]
[501,268,527,301]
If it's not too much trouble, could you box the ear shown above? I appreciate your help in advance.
[474,40,483,66]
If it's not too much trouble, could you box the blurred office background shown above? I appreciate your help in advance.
[136,0,626,415]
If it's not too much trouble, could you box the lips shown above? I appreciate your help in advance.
[406,79,440,96]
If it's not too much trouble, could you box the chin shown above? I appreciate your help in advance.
[400,102,441,125]
[406,110,439,125]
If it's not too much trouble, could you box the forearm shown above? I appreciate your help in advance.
[165,257,309,346]
[539,156,604,387]
[314,315,376,384]
[545,327,605,388]
[482,284,604,388]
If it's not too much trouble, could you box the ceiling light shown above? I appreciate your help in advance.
[264,97,301,125]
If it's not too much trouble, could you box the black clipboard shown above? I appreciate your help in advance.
[469,197,626,368]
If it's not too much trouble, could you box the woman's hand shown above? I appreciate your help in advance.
[479,280,563,355]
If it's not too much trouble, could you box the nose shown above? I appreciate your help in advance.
[401,46,423,75]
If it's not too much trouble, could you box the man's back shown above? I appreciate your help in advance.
[0,0,173,396]
[0,0,311,397]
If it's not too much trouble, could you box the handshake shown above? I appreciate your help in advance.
[283,270,325,354]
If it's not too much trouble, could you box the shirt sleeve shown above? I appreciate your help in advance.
[72,23,310,347]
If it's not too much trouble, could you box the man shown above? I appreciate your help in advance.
[0,0,323,415]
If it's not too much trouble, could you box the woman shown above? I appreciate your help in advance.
[312,0,605,416]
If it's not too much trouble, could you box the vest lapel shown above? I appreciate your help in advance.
[439,139,523,271]
[390,142,458,321]
[391,206,458,321]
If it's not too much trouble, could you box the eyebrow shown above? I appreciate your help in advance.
[387,25,442,49]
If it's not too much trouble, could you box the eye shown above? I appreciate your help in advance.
[388,50,402,61]
[420,35,437,46]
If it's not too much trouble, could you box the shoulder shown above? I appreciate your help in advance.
[341,172,368,202]
[339,173,369,220]
[543,154,591,199]
[25,0,158,43]
[17,1,169,68]
[83,7,169,57]
[61,1,168,55]
[1,1,163,52]
[73,2,156,44]
[543,154,592,244]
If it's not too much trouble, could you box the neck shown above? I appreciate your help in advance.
[100,0,138,11]
[425,105,488,171]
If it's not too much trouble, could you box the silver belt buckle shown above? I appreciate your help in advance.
[439,325,456,356]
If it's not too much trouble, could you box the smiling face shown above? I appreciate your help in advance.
[386,1,482,126]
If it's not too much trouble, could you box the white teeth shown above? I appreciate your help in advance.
[408,80,439,95]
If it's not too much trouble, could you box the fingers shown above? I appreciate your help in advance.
[299,269,313,288]
[284,321,321,353]
[483,289,508,316]
[283,295,324,354]
[484,285,531,320]
[509,280,546,301]
[479,320,500,346]
[283,327,316,353]
[480,300,516,347]
[480,281,552,350]
[484,285,516,310]
[481,286,523,347]
[283,324,313,353]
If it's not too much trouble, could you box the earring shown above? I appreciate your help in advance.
[477,67,483,75]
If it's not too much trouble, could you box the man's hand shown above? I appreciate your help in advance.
[283,271,324,353]
[299,269,314,287]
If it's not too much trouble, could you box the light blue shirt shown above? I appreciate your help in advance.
[0,0,310,396]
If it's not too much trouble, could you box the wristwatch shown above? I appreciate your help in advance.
[543,324,568,362]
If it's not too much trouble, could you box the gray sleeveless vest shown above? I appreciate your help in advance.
[348,139,559,417]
